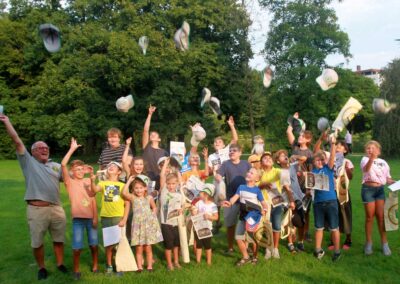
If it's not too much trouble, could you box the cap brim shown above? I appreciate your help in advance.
[39,24,61,53]
[190,136,200,147]
[209,98,222,116]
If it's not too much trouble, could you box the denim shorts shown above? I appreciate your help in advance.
[235,220,246,240]
[361,184,385,203]
[72,218,98,250]
[224,203,240,227]
[313,200,339,231]
[270,205,284,232]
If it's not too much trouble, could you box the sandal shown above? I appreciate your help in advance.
[236,258,251,267]
[251,257,258,265]
[174,263,182,269]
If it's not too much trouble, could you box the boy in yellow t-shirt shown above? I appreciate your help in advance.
[89,161,129,275]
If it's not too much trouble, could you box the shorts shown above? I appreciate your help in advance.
[361,184,385,203]
[224,203,240,227]
[194,233,212,250]
[161,224,180,249]
[270,205,284,232]
[313,200,339,231]
[27,205,66,248]
[235,220,246,240]
[72,218,98,250]
[101,216,121,228]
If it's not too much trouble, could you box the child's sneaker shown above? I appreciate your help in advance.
[382,243,391,256]
[342,240,352,250]
[37,268,48,280]
[105,265,113,275]
[332,251,341,262]
[264,248,272,260]
[296,242,305,252]
[364,243,373,255]
[313,249,325,260]
[251,257,258,265]
[272,248,280,259]
[287,243,297,254]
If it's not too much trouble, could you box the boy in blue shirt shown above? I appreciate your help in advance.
[311,136,341,261]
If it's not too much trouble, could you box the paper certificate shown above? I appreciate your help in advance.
[305,172,329,191]
[166,196,182,223]
[389,180,400,192]
[103,225,121,247]
[191,214,213,240]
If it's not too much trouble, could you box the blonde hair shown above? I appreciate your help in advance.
[313,150,326,161]
[107,128,122,138]
[70,159,85,169]
[364,140,381,151]
[166,173,179,182]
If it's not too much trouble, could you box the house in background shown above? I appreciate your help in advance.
[355,65,382,86]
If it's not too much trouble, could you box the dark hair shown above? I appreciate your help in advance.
[336,140,349,156]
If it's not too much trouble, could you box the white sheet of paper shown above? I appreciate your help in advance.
[388,180,400,191]
[103,225,121,247]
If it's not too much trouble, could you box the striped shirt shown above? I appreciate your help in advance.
[98,145,132,169]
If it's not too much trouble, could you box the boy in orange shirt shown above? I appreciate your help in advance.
[61,138,98,280]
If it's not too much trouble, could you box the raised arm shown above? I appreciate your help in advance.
[142,105,156,149]
[159,157,170,190]
[61,138,82,186]
[227,116,238,145]
[328,136,336,169]
[88,174,102,196]
[314,131,328,153]
[286,112,299,145]
[202,147,209,177]
[0,114,25,154]
[122,137,133,177]
[121,175,135,201]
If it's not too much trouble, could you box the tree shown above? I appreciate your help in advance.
[257,0,354,143]
[0,0,253,158]
[373,58,400,157]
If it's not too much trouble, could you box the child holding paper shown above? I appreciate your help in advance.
[361,140,394,256]
[61,138,98,280]
[122,175,163,272]
[182,147,209,183]
[159,158,186,270]
[311,135,341,262]
[89,161,130,275]
[222,168,268,266]
[191,184,218,265]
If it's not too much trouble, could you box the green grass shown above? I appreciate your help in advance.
[0,156,399,283]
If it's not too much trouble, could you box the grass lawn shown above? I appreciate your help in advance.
[0,155,399,283]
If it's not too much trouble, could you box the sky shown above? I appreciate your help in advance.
[247,0,400,71]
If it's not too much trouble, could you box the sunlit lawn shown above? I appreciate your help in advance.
[0,155,399,283]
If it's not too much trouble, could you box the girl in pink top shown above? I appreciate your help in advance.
[62,138,98,279]
[360,140,394,256]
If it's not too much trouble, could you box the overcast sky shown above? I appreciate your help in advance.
[248,0,400,71]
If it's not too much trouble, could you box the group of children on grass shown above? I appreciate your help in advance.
[61,106,395,279]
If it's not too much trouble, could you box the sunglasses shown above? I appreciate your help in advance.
[229,149,239,153]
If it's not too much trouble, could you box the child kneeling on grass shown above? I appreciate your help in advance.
[61,138,98,280]
[311,135,341,262]
[222,168,268,266]
[89,161,130,275]
[191,184,218,265]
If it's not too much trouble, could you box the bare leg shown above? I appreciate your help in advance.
[173,246,180,267]
[314,229,323,250]
[105,246,113,266]
[73,249,81,272]
[364,202,376,243]
[273,232,280,248]
[331,230,340,251]
[196,248,202,263]
[237,240,249,259]
[90,246,98,271]
[375,200,387,243]
[53,242,64,266]
[135,245,144,270]
[33,245,45,269]
[165,249,173,269]
[205,249,212,265]
[144,245,153,269]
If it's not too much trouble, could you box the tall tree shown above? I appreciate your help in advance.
[258,0,352,141]
[373,58,400,157]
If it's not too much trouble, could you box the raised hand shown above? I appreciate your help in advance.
[148,104,156,115]
[70,138,81,151]
[202,147,208,158]
[227,116,235,127]
[126,137,132,145]
[293,112,299,119]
